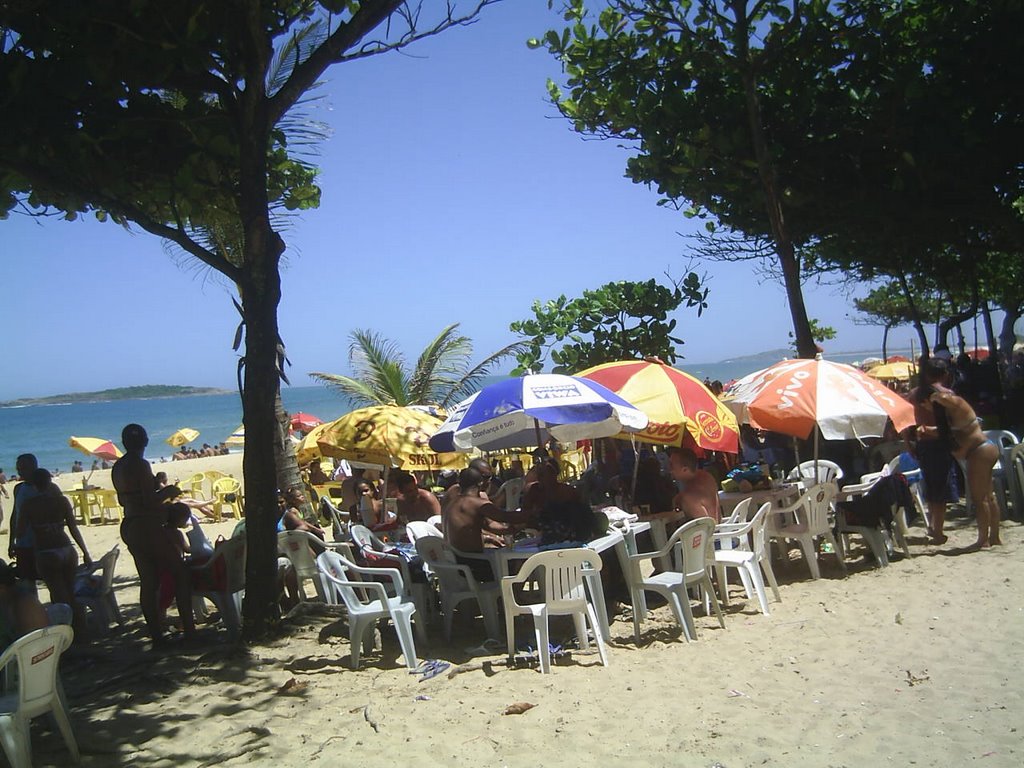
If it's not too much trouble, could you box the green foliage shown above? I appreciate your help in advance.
[509,276,708,374]
[309,323,524,408]
[788,318,836,355]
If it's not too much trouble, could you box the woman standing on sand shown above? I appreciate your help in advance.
[17,469,92,637]
[112,424,197,648]
[914,363,1001,549]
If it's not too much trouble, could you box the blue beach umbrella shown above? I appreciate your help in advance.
[427,374,649,453]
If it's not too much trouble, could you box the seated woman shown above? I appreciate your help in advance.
[155,471,217,520]
[17,469,92,639]
[914,368,1001,548]
[0,561,48,650]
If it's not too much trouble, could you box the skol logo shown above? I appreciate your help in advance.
[775,369,812,409]
[352,420,376,444]
[408,454,444,467]
[695,410,723,440]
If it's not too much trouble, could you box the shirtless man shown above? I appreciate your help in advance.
[445,468,529,580]
[914,363,1001,548]
[112,423,196,647]
[394,472,440,523]
[667,447,721,524]
[520,458,581,522]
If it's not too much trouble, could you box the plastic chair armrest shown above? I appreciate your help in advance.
[335,578,390,603]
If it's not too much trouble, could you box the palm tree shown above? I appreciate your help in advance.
[310,324,523,408]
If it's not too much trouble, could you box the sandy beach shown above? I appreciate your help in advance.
[14,452,1023,768]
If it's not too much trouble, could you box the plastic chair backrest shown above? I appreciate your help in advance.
[186,472,206,494]
[0,626,73,718]
[278,530,320,580]
[320,497,348,541]
[203,537,246,592]
[316,550,380,613]
[406,521,442,543]
[213,477,241,494]
[516,549,601,609]
[97,546,119,594]
[803,482,837,532]
[350,524,386,553]
[984,430,1019,449]
[664,518,715,580]
[724,497,753,524]
[748,503,772,560]
[414,537,470,591]
[205,470,228,482]
[1011,444,1024,496]
[790,460,843,484]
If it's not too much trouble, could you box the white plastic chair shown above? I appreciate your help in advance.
[1011,444,1024,520]
[713,502,780,615]
[501,548,608,674]
[787,460,844,485]
[834,475,894,567]
[0,626,79,768]
[350,524,433,624]
[985,430,1019,518]
[624,518,725,643]
[414,537,502,642]
[191,536,246,638]
[277,530,329,602]
[405,521,442,544]
[316,550,419,670]
[319,496,349,542]
[768,482,845,580]
[74,546,123,633]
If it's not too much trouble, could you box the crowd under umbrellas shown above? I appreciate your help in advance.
[18,358,954,679]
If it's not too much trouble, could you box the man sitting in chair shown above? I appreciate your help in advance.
[445,468,530,581]
[667,447,721,524]
[394,471,440,523]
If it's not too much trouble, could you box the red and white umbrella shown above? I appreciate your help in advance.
[723,356,915,440]
[290,412,324,433]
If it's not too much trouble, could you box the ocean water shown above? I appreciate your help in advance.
[0,385,357,475]
[2,350,897,475]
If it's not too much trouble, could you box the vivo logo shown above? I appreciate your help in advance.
[774,370,811,409]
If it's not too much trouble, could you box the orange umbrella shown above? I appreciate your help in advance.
[576,360,740,452]
[724,357,915,440]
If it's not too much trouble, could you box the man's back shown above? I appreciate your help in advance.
[674,469,721,523]
[446,492,493,553]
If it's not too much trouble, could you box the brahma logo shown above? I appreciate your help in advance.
[775,369,812,409]
[692,533,702,548]
[695,410,723,440]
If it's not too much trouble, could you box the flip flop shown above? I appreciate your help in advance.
[418,660,450,681]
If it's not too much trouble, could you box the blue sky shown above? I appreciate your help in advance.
[0,0,946,401]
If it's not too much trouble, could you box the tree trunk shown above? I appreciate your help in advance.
[733,2,815,358]
[274,392,314,519]
[897,269,929,358]
[998,302,1022,362]
[936,298,977,355]
[881,324,890,362]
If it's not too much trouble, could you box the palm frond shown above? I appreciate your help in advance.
[348,329,410,406]
[439,340,528,408]
[409,323,474,403]
[308,372,388,407]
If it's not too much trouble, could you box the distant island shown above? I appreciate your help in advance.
[1,385,233,407]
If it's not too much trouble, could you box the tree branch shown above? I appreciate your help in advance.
[268,1,498,125]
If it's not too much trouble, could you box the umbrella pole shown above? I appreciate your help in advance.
[813,428,820,481]
[630,435,640,506]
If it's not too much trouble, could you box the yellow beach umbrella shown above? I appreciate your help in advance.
[868,361,917,381]
[295,421,333,465]
[316,405,467,470]
[166,427,200,447]
[225,425,245,446]
[68,436,123,462]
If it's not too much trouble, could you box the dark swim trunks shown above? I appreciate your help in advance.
[455,553,495,582]
[916,440,959,504]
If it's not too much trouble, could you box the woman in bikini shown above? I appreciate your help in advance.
[17,469,92,638]
[915,370,1001,548]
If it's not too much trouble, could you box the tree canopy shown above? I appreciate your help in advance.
[509,276,707,373]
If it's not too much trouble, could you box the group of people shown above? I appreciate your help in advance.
[171,443,230,461]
